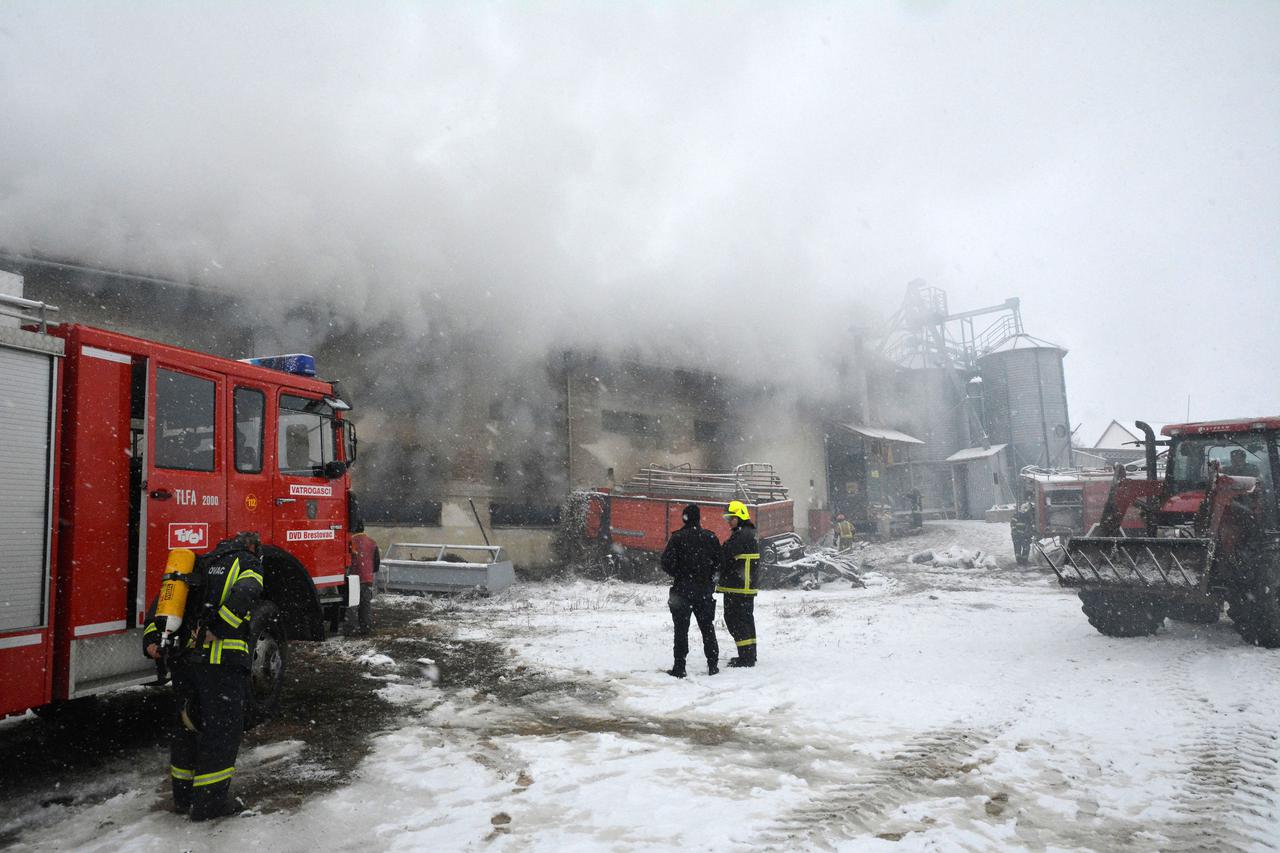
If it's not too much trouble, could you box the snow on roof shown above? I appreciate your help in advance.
[836,423,925,445]
[944,444,1008,463]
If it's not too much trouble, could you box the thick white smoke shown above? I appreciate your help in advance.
[1,1,1277,421]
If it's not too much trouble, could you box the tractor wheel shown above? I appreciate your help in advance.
[246,600,287,729]
[1166,600,1222,625]
[1232,546,1280,648]
[1078,589,1166,638]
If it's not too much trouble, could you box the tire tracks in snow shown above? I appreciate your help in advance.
[1159,645,1280,852]
[759,725,1003,850]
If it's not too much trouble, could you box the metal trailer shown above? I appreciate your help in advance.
[581,463,805,565]
[380,543,516,595]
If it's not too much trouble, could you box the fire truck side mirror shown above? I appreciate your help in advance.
[323,460,348,480]
[344,421,358,465]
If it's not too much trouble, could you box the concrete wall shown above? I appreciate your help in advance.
[365,495,556,571]
[566,356,724,490]
[725,396,829,539]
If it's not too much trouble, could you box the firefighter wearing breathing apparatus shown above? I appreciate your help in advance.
[143,531,264,821]
[717,501,760,668]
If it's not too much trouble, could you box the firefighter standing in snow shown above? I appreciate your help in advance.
[1011,497,1035,566]
[144,532,264,821]
[833,514,855,549]
[660,504,721,677]
[717,500,760,667]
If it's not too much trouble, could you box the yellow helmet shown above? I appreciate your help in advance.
[724,500,750,522]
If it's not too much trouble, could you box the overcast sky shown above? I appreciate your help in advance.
[1,2,1276,440]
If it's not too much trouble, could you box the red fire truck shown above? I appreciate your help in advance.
[0,294,358,722]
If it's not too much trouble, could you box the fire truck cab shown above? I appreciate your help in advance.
[1,298,358,721]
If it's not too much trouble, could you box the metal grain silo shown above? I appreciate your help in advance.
[977,336,1072,482]
[895,367,973,512]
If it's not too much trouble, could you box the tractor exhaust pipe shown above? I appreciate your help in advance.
[1134,421,1159,480]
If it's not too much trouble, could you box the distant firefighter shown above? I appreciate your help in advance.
[833,514,855,549]
[1011,498,1035,566]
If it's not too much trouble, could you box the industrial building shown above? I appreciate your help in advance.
[1,254,1076,566]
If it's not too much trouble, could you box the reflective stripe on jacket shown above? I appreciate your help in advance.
[717,522,760,596]
[143,539,264,668]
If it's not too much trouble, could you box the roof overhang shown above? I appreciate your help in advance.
[944,443,1008,463]
[835,423,925,445]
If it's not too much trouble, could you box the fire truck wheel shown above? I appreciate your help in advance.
[1234,548,1280,648]
[246,600,287,729]
[1078,589,1165,638]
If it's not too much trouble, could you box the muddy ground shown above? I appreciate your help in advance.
[0,595,588,845]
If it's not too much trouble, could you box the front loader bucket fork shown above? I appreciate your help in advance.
[1041,536,1214,593]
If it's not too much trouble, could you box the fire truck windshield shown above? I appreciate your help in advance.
[278,394,339,476]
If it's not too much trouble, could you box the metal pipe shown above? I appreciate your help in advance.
[1134,421,1159,481]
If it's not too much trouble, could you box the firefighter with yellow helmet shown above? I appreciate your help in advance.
[143,532,264,821]
[717,500,760,667]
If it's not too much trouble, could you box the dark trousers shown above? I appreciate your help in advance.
[170,663,248,818]
[669,590,718,665]
[723,593,757,662]
[1012,531,1031,563]
[345,582,374,634]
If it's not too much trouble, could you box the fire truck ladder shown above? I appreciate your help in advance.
[619,463,789,503]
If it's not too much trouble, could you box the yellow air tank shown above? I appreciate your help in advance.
[156,548,196,635]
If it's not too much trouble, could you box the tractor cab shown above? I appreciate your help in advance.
[1161,423,1279,531]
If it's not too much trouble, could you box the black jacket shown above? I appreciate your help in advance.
[660,523,721,600]
[143,539,264,670]
[717,521,760,595]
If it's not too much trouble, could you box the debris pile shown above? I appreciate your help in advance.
[907,546,1000,570]
[770,546,866,589]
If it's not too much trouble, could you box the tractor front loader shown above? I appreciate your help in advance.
[1042,419,1280,647]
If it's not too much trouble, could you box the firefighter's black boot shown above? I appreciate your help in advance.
[707,660,719,676]
[667,661,686,679]
[190,795,245,822]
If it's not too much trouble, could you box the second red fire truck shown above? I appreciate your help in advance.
[0,293,359,723]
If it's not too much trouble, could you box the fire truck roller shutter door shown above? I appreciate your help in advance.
[0,344,57,633]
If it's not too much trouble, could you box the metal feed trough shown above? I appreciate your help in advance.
[380,543,516,595]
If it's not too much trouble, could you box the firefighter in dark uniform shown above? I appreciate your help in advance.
[1011,497,1035,565]
[660,504,721,678]
[717,500,760,667]
[144,532,264,821]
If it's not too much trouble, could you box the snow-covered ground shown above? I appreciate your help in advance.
[7,521,1280,851]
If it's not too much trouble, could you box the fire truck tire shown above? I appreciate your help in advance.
[1078,589,1165,638]
[1233,551,1280,648]
[246,600,287,729]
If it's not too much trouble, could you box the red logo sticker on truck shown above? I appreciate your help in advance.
[286,529,336,542]
[168,523,210,550]
[289,484,333,497]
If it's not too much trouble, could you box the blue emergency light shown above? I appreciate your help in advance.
[240,353,317,377]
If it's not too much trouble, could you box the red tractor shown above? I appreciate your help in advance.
[1046,419,1280,646]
